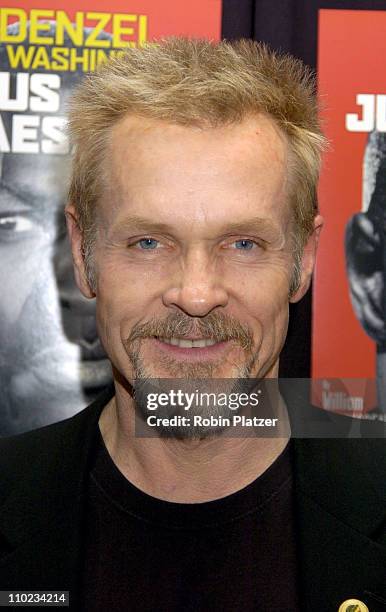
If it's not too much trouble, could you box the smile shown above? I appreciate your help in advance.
[151,337,232,362]
[157,337,218,348]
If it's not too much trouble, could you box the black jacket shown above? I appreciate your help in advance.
[0,386,386,611]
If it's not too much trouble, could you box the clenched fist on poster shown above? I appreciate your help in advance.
[345,133,386,346]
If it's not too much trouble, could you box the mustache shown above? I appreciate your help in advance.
[125,311,254,351]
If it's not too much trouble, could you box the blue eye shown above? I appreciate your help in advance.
[234,239,255,250]
[138,238,159,249]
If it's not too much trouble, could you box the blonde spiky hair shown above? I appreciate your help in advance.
[67,37,326,291]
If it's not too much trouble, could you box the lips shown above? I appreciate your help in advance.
[156,337,218,348]
[151,337,231,362]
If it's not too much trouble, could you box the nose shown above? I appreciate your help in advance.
[162,248,229,317]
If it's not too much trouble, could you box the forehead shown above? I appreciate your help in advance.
[105,113,289,230]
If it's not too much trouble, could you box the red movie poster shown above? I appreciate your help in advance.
[0,1,222,436]
[312,9,386,412]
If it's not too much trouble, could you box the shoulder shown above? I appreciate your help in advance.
[293,437,386,525]
[0,406,89,471]
[0,385,114,504]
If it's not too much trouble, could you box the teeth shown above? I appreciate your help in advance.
[158,337,218,348]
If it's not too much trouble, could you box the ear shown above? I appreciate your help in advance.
[65,204,95,299]
[289,214,324,303]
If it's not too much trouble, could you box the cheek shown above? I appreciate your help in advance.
[94,266,157,348]
[237,266,290,308]
[237,271,290,354]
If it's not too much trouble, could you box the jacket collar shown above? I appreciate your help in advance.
[293,437,386,537]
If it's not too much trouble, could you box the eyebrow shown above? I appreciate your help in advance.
[112,215,178,234]
[111,214,284,242]
[219,218,283,240]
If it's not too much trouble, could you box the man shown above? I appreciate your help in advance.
[0,39,385,611]
[0,23,112,436]
[345,131,386,413]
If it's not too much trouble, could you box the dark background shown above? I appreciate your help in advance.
[222,0,386,376]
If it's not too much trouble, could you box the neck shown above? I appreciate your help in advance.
[99,377,290,503]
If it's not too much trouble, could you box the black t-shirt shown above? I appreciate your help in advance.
[80,431,299,611]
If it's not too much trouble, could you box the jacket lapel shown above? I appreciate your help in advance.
[294,438,386,611]
[0,386,113,608]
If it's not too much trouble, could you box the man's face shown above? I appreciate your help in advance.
[84,114,304,384]
[0,151,112,435]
